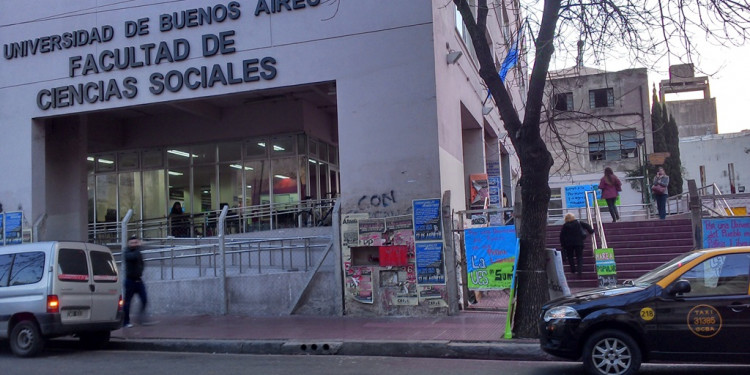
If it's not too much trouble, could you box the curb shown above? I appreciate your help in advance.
[105,338,553,361]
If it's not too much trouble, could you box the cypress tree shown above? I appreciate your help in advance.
[651,88,667,153]
[664,112,684,195]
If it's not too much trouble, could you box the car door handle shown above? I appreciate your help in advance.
[89,284,95,292]
[729,302,750,312]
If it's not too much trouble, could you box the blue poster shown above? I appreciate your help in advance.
[413,199,442,241]
[0,213,4,245]
[4,212,22,245]
[702,217,750,248]
[564,184,600,208]
[416,241,445,284]
[464,226,519,290]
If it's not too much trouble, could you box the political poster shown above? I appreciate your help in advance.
[702,217,750,248]
[413,199,442,241]
[4,212,22,245]
[464,226,519,290]
[415,241,445,284]
[594,248,617,287]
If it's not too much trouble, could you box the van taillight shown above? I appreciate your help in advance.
[118,295,124,311]
[47,295,60,313]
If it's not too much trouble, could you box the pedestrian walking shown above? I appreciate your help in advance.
[122,235,155,327]
[652,166,670,220]
[559,213,594,276]
[598,167,622,222]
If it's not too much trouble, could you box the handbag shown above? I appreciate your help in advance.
[578,221,589,238]
[651,184,665,195]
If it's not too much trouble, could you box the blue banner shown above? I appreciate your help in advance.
[464,226,519,290]
[416,241,445,284]
[4,212,23,245]
[564,184,600,208]
[413,199,442,241]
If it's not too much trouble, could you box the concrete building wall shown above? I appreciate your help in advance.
[665,98,718,137]
[679,131,750,195]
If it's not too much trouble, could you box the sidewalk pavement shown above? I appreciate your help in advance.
[108,310,553,361]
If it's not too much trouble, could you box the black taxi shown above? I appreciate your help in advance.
[539,246,750,375]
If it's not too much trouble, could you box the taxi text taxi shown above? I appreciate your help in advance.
[539,246,750,375]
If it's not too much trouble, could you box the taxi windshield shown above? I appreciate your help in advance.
[631,251,704,286]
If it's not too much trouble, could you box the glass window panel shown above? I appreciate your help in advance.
[90,251,118,282]
[167,148,191,167]
[319,163,330,198]
[219,142,242,162]
[271,157,299,203]
[87,175,94,224]
[95,174,118,223]
[219,163,244,210]
[142,149,163,168]
[244,160,269,206]
[192,144,216,165]
[328,145,338,166]
[168,167,191,214]
[143,169,166,220]
[308,159,319,200]
[57,249,88,281]
[95,154,116,172]
[10,252,45,286]
[679,254,750,296]
[606,150,621,161]
[318,143,328,163]
[329,169,339,198]
[270,135,295,157]
[194,165,216,213]
[118,151,139,170]
[309,139,319,159]
[245,138,268,160]
[297,134,307,156]
[119,172,141,221]
[87,156,95,173]
[0,254,12,287]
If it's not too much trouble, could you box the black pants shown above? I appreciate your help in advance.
[564,245,584,274]
[606,198,619,222]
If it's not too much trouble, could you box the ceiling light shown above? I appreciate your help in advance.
[230,164,253,170]
[168,149,197,158]
[272,145,285,151]
[97,158,114,164]
[168,171,183,176]
[274,174,290,179]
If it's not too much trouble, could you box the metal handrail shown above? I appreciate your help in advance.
[584,190,606,249]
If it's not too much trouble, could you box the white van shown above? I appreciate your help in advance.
[0,241,123,357]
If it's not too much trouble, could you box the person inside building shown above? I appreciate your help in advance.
[169,202,189,237]
[652,166,670,219]
[559,213,594,276]
[598,167,622,222]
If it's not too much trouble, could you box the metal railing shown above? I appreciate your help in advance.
[88,197,337,246]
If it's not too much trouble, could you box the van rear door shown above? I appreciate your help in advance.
[54,244,92,324]
[86,244,120,322]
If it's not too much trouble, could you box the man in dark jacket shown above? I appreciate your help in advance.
[123,235,151,327]
[559,213,594,276]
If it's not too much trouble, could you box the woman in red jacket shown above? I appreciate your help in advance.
[598,167,622,222]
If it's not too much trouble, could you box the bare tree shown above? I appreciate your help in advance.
[454,0,750,338]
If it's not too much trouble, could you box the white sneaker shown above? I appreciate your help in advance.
[124,323,135,328]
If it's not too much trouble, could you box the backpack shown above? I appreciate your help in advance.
[578,221,589,239]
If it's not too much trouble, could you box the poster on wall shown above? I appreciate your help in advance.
[469,173,490,210]
[358,218,386,246]
[385,215,415,256]
[415,241,446,284]
[4,212,23,245]
[702,217,750,248]
[342,213,369,249]
[464,226,519,290]
[0,213,4,245]
[418,284,448,308]
[413,199,442,241]
[345,264,373,304]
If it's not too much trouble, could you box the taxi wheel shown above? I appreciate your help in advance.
[9,320,46,357]
[582,329,642,375]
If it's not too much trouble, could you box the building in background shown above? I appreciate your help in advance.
[0,1,525,316]
[542,66,652,221]
[679,131,750,200]
[659,64,718,137]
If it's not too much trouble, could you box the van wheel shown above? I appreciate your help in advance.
[9,320,45,357]
[582,329,641,375]
[79,330,111,349]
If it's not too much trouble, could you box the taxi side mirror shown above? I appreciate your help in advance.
[667,279,691,296]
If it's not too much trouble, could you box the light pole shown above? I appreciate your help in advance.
[635,138,649,205]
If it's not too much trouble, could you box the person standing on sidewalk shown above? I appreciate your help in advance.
[652,167,670,220]
[560,213,594,276]
[123,235,153,327]
[598,167,622,222]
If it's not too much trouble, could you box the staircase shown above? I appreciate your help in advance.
[545,218,695,289]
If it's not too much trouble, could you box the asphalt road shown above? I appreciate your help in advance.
[1,347,750,375]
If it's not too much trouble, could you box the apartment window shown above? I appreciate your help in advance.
[554,92,574,111]
[454,2,476,60]
[588,130,637,161]
[589,88,614,108]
